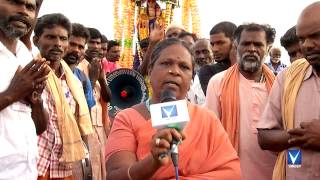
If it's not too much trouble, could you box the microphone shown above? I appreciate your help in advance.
[160,89,176,102]
[150,89,189,174]
[150,89,189,130]
[158,90,180,166]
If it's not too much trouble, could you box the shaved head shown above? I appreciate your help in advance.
[296,2,320,70]
[297,2,320,36]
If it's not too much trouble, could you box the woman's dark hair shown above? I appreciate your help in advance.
[149,38,195,71]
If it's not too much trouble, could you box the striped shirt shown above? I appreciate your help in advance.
[37,71,77,178]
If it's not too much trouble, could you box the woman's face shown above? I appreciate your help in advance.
[149,44,193,102]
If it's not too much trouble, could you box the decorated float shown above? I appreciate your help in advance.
[113,0,200,68]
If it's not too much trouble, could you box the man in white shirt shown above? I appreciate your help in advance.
[0,0,49,179]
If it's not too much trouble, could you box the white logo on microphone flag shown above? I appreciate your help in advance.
[150,100,189,129]
[161,105,178,118]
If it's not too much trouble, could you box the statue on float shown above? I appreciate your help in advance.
[137,0,165,40]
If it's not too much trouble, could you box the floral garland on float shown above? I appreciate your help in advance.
[113,0,200,68]
[113,0,135,68]
[182,0,200,35]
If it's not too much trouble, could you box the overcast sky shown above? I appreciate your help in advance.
[38,0,318,64]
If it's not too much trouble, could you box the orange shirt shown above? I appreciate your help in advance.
[105,103,241,180]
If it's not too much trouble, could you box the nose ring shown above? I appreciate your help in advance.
[168,69,172,73]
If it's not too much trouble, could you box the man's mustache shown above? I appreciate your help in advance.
[9,15,32,29]
[49,48,64,54]
[305,49,320,57]
[65,52,80,60]
[243,53,259,61]
[195,58,208,65]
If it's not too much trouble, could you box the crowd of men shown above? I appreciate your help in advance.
[1,0,320,179]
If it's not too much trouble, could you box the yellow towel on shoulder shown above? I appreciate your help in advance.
[46,60,93,163]
[272,58,309,180]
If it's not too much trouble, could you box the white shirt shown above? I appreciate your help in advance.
[0,41,38,180]
[187,74,206,105]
